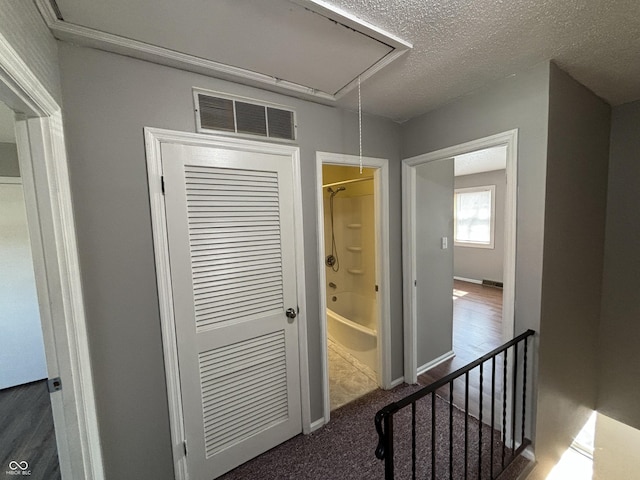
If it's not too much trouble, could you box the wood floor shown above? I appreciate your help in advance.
[0,380,60,479]
[419,280,505,423]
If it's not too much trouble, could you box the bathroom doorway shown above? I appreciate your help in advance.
[315,152,391,422]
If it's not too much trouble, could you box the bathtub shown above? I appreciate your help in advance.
[327,291,377,375]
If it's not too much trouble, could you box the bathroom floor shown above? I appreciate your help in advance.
[328,338,378,411]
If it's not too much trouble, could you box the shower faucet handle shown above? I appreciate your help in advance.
[328,282,337,289]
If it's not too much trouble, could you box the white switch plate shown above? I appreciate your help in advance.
[442,236,448,249]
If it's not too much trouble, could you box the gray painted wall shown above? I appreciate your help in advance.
[402,60,549,460]
[402,63,549,349]
[0,142,19,177]
[0,0,62,104]
[530,64,611,479]
[403,62,613,479]
[4,13,618,476]
[415,159,454,368]
[454,169,506,283]
[58,43,402,480]
[597,99,640,429]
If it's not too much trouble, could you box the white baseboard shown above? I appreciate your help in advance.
[417,350,455,376]
[521,445,536,462]
[309,417,326,433]
[454,276,482,284]
[389,377,405,388]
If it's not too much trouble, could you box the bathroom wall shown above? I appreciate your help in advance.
[322,165,376,311]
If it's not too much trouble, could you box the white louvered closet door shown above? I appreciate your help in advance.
[161,142,302,480]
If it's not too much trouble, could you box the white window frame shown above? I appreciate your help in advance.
[454,184,496,249]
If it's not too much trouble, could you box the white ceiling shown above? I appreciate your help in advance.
[44,0,640,122]
[454,146,506,177]
[0,102,16,144]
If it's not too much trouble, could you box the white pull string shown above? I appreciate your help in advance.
[358,75,363,174]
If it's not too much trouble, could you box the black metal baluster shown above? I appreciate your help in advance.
[490,356,496,479]
[511,344,518,456]
[478,363,483,480]
[502,350,508,470]
[412,402,416,480]
[449,381,454,480]
[522,339,529,446]
[385,413,394,480]
[465,372,469,480]
[432,393,437,480]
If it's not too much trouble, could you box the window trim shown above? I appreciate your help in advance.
[454,184,496,249]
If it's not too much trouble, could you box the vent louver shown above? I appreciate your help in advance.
[267,107,295,140]
[198,96,235,132]
[195,90,296,141]
[235,102,267,136]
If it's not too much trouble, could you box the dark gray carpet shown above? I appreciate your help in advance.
[219,383,528,480]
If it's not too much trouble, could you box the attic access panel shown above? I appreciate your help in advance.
[52,0,408,97]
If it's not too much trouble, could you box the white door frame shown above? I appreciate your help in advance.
[402,130,518,383]
[315,152,392,423]
[144,128,311,479]
[0,34,104,479]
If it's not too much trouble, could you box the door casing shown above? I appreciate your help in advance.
[315,151,393,426]
[402,129,519,383]
[144,128,311,479]
[0,32,105,480]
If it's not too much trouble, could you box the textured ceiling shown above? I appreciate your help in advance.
[330,0,640,121]
[46,0,640,122]
[455,146,506,177]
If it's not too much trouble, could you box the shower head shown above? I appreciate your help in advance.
[327,186,346,196]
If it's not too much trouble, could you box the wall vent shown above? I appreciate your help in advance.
[194,89,296,142]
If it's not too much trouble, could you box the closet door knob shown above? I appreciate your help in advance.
[285,308,297,319]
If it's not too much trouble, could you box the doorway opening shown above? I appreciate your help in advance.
[402,130,518,400]
[0,100,60,479]
[316,152,391,423]
[420,145,509,397]
[322,165,378,410]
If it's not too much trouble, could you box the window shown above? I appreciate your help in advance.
[454,185,495,248]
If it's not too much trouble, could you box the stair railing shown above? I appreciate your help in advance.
[375,329,535,479]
